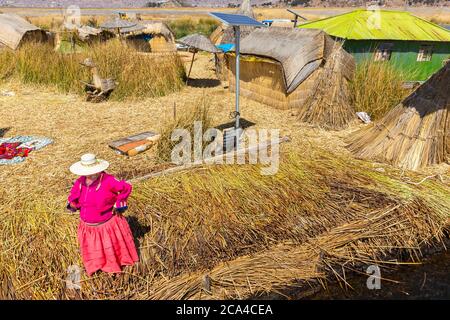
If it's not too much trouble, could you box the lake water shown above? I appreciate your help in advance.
[305,250,450,300]
[255,243,450,300]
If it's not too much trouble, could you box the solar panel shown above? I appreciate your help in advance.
[209,12,267,27]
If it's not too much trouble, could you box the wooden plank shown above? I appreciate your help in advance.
[109,131,159,147]
[130,136,291,183]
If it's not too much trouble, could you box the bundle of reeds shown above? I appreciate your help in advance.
[297,43,356,130]
[347,62,450,171]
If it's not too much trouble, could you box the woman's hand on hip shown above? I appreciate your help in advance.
[113,206,128,216]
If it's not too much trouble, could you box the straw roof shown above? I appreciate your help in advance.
[0,13,45,50]
[119,24,147,34]
[100,19,138,30]
[347,61,450,170]
[221,25,256,45]
[138,21,175,41]
[76,25,104,41]
[238,28,336,94]
[225,28,355,129]
[177,33,220,53]
[119,21,175,42]
[297,42,356,130]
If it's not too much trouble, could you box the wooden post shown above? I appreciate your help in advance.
[70,33,75,53]
[186,50,196,85]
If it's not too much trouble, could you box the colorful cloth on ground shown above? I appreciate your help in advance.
[0,142,31,160]
[68,172,132,224]
[0,136,53,165]
[78,214,139,276]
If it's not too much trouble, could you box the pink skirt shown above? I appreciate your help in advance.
[78,214,139,276]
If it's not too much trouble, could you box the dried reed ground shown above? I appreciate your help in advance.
[0,53,449,299]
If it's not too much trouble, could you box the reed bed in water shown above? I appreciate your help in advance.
[0,40,186,100]
[0,145,448,299]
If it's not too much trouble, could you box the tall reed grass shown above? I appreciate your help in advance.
[156,95,213,162]
[350,59,410,120]
[27,15,106,31]
[167,18,219,39]
[430,15,450,25]
[0,40,186,100]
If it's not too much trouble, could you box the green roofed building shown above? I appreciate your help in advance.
[298,10,450,82]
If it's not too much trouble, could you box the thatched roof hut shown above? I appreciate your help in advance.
[224,28,356,129]
[347,61,450,171]
[100,18,139,30]
[124,21,176,53]
[54,26,114,53]
[77,25,113,42]
[177,33,220,53]
[0,13,47,50]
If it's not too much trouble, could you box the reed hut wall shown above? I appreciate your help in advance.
[226,55,320,110]
[0,13,47,50]
[125,36,151,52]
[149,35,176,52]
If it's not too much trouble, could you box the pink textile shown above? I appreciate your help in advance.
[68,172,132,224]
[78,214,139,276]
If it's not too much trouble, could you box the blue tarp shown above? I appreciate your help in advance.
[128,34,153,41]
[216,43,234,53]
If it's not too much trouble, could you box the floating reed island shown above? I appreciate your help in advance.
[0,7,449,300]
[1,144,448,299]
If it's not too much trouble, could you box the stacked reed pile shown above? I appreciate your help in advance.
[0,145,448,299]
[297,43,356,130]
[347,62,449,171]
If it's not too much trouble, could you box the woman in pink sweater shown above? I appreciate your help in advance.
[67,153,139,276]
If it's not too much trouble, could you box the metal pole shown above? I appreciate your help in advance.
[234,26,240,131]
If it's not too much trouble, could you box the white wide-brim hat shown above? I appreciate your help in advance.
[70,153,109,176]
